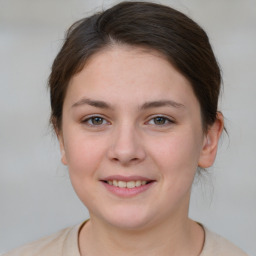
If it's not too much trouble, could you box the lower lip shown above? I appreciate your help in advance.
[101,181,155,197]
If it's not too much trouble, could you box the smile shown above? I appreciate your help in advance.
[101,175,155,197]
[105,180,148,188]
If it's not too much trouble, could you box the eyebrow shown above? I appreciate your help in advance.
[72,98,185,110]
[72,98,113,109]
[141,100,185,110]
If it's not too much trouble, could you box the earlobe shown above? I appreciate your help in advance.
[198,112,224,168]
[60,148,67,165]
[57,133,68,166]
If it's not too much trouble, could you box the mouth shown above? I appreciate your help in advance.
[100,175,155,197]
[102,180,152,188]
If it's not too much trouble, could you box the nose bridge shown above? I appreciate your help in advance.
[108,120,146,165]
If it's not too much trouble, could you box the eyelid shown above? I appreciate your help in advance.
[146,115,175,125]
[81,114,110,126]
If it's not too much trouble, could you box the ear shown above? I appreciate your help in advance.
[51,117,68,165]
[198,112,224,168]
[57,132,68,166]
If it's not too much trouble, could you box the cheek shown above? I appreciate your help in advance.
[150,130,202,186]
[63,134,108,206]
[64,133,107,177]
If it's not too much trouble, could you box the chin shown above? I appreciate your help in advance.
[100,207,156,231]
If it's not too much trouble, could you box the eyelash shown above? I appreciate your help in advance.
[81,115,174,127]
[81,116,109,126]
[146,116,174,126]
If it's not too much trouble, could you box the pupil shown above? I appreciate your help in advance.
[92,117,103,125]
[155,117,165,125]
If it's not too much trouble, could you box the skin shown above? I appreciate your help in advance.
[58,45,223,256]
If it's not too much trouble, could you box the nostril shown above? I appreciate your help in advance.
[107,141,146,165]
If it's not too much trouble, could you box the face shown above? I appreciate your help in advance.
[59,46,221,230]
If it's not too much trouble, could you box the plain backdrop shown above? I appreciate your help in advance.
[1,0,255,255]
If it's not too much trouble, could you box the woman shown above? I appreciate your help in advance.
[4,1,248,255]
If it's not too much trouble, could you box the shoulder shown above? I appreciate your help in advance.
[200,226,248,256]
[2,222,83,256]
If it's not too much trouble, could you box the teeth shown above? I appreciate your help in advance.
[118,181,126,188]
[135,181,141,187]
[107,180,149,188]
[127,181,136,188]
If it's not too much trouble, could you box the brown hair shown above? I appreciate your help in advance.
[49,1,221,132]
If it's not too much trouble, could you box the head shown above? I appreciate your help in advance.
[48,1,224,229]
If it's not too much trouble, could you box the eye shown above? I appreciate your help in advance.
[147,116,173,126]
[82,116,108,126]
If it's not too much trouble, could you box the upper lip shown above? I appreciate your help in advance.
[101,175,154,182]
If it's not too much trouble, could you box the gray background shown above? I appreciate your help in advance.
[1,0,255,254]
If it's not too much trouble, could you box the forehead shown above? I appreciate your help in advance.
[65,45,198,109]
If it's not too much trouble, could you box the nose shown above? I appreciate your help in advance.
[107,123,146,166]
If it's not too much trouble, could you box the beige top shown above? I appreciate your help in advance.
[3,222,248,256]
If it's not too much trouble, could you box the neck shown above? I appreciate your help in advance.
[79,214,204,256]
